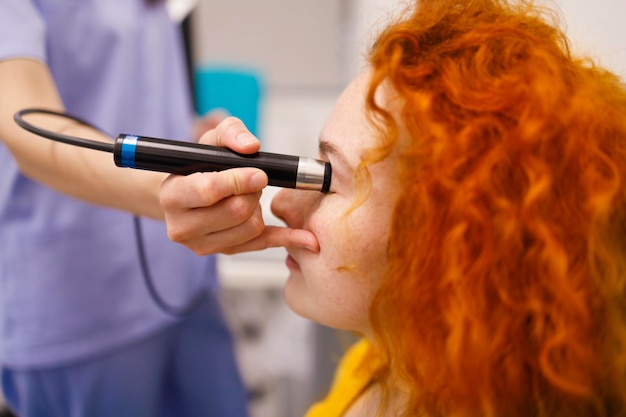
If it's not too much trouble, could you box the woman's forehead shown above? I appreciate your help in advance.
[319,73,378,156]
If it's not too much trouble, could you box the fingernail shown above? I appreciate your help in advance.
[250,172,267,189]
[236,132,257,147]
[304,237,319,252]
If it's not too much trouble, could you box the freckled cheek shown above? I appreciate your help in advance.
[306,201,386,277]
[307,207,358,261]
[347,211,390,277]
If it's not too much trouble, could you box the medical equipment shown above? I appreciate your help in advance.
[13,108,332,316]
[14,108,332,192]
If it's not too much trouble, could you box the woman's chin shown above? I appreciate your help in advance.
[283,278,308,318]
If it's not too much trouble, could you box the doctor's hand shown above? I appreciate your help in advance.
[193,109,229,140]
[159,117,320,255]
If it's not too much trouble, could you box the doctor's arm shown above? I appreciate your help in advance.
[0,58,265,223]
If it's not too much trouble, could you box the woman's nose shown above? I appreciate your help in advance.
[270,188,316,229]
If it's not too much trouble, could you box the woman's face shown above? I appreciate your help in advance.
[270,72,402,336]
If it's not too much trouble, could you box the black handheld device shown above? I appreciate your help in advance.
[14,108,332,192]
[113,134,331,192]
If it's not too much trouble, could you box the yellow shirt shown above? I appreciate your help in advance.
[304,339,379,417]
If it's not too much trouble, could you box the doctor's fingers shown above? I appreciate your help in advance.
[219,225,320,255]
[165,198,266,256]
[160,168,268,210]
[198,116,261,154]
[193,109,229,140]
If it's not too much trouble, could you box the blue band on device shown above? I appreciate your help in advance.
[120,135,138,168]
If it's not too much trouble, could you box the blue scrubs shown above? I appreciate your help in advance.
[0,1,249,416]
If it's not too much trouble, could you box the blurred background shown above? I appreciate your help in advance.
[1,0,625,416]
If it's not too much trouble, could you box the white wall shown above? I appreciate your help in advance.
[191,0,344,90]
[549,0,626,78]
[345,0,626,79]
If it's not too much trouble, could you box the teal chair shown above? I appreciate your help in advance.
[194,64,264,137]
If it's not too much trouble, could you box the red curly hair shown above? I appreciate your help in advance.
[362,0,626,416]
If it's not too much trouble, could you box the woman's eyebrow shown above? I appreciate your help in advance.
[319,139,352,172]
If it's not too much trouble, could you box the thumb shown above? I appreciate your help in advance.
[221,225,320,254]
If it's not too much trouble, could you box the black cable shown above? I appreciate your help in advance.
[14,108,114,153]
[13,107,204,317]
[133,216,206,317]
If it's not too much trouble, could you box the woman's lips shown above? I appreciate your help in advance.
[285,254,300,271]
